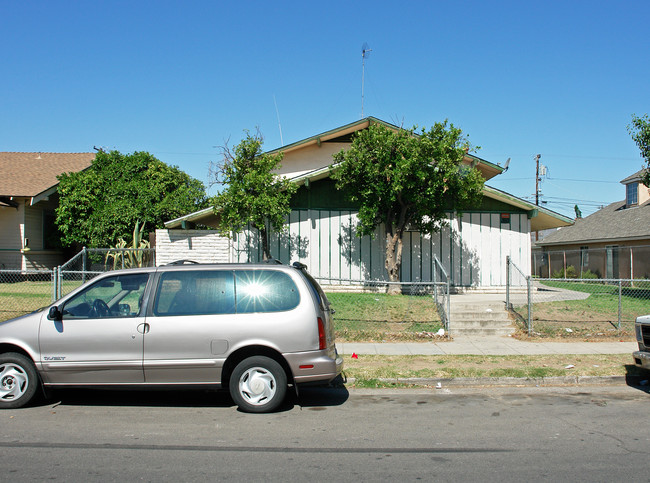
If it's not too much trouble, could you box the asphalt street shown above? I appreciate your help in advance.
[1,384,648,482]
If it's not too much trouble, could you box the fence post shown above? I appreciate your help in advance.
[82,246,87,284]
[618,280,622,331]
[433,261,438,303]
[56,266,62,300]
[527,276,533,336]
[446,278,450,334]
[51,267,57,303]
[506,256,511,310]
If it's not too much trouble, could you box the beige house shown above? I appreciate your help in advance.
[0,152,94,270]
[536,169,650,279]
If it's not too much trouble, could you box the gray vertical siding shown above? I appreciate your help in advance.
[231,209,531,287]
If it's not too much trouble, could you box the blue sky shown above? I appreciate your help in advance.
[2,0,648,218]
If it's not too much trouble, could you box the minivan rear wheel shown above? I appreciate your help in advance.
[229,356,287,413]
[0,353,39,409]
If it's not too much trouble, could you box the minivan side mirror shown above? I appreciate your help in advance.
[48,306,62,321]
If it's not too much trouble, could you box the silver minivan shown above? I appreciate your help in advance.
[0,261,343,413]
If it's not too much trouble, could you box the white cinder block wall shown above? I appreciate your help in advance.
[155,229,231,266]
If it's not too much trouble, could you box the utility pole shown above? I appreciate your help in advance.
[535,154,541,206]
[534,154,541,242]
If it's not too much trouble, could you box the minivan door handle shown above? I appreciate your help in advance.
[137,323,150,334]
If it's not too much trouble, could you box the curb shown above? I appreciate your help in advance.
[345,375,647,388]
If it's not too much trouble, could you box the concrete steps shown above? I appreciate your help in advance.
[449,298,515,336]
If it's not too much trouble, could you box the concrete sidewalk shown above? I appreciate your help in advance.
[337,336,637,356]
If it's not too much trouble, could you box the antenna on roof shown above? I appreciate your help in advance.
[273,94,284,146]
[361,42,372,118]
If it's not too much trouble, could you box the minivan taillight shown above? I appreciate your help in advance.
[317,317,327,350]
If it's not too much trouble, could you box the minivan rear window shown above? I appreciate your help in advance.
[153,269,299,316]
[235,270,299,313]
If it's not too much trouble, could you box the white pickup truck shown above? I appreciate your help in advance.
[634,315,650,370]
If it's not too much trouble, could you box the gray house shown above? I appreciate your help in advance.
[160,118,572,288]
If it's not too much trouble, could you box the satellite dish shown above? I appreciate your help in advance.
[503,158,510,172]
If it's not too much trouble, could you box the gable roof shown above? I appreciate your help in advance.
[0,152,95,200]
[267,116,506,181]
[165,117,572,231]
[620,168,648,185]
[537,199,650,246]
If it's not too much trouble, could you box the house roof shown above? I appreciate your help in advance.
[0,152,94,200]
[536,199,650,246]
[620,168,648,185]
[267,116,506,181]
[165,166,574,231]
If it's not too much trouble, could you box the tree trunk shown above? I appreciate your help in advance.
[259,226,271,261]
[385,231,403,295]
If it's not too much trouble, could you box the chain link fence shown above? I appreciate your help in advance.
[0,270,55,322]
[507,256,647,338]
[55,247,156,299]
[321,280,449,341]
[319,256,451,341]
[532,245,650,280]
[0,247,156,322]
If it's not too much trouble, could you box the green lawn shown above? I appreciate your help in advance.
[512,280,648,338]
[0,281,53,321]
[0,280,84,322]
[326,291,443,341]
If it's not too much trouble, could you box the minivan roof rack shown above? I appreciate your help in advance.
[292,261,307,270]
[167,260,200,265]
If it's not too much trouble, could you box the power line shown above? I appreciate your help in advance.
[498,177,619,184]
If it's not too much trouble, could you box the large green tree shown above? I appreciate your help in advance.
[331,121,485,292]
[56,150,207,247]
[211,131,297,260]
[628,114,650,187]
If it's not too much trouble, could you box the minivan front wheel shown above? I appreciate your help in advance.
[229,356,287,413]
[0,353,39,409]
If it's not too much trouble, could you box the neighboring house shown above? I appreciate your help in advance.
[161,118,572,289]
[0,152,95,270]
[535,169,650,279]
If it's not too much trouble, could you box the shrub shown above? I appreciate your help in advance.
[552,265,599,279]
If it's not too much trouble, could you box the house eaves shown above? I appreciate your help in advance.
[620,169,647,185]
[164,206,221,229]
[483,186,574,231]
[266,117,396,156]
[166,171,572,232]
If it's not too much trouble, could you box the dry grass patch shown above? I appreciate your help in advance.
[342,354,639,383]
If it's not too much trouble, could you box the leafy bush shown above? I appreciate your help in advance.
[551,265,599,279]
